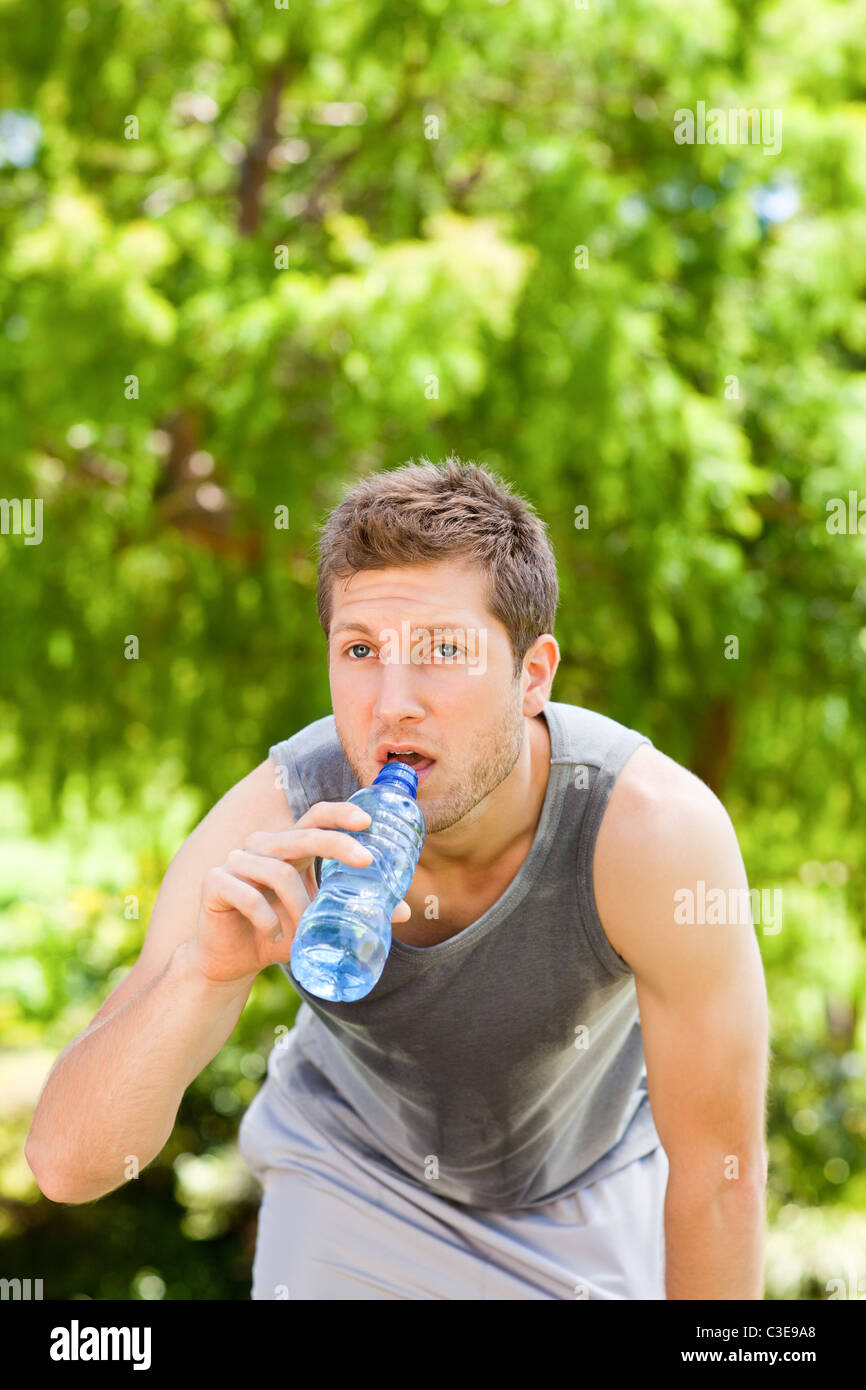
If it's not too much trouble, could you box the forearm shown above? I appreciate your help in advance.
[25,939,255,1204]
[664,1175,765,1300]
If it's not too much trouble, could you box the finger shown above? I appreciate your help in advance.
[202,866,284,940]
[242,825,375,869]
[222,850,311,924]
[244,801,371,855]
[243,812,372,859]
[294,800,373,830]
[392,899,412,923]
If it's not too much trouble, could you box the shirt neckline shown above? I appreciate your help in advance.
[389,701,566,961]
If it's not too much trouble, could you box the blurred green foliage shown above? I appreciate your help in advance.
[1,0,866,1299]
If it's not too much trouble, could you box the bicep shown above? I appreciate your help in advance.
[595,752,769,1185]
[635,941,769,1186]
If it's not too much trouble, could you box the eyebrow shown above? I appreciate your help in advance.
[331,620,477,638]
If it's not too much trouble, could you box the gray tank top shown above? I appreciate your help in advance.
[267,699,661,1210]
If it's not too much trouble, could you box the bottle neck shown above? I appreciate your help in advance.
[372,760,419,798]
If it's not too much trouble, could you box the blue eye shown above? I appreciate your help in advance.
[343,638,463,661]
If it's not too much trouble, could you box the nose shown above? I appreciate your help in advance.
[372,646,426,727]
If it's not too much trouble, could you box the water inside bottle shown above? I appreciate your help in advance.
[292,868,390,1000]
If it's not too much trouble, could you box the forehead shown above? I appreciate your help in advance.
[329,561,490,628]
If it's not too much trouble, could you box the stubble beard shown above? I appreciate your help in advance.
[337,681,527,834]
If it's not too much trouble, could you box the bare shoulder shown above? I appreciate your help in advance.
[187,754,297,845]
[598,742,725,834]
[164,753,299,873]
[593,742,741,964]
[81,755,298,1032]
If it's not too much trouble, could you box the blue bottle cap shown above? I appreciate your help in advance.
[373,760,419,798]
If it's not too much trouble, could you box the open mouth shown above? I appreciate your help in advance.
[380,751,436,782]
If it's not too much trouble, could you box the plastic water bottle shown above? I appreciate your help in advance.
[290,760,427,1002]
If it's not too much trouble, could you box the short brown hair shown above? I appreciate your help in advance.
[315,455,558,678]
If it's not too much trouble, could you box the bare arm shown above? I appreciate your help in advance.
[25,754,410,1204]
[26,940,256,1204]
[594,745,770,1299]
[24,757,293,1203]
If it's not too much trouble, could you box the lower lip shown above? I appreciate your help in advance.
[380,758,436,783]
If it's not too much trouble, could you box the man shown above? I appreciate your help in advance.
[26,455,769,1301]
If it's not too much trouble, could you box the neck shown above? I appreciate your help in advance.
[418,711,551,876]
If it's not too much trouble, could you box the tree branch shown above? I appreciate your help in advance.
[237,65,289,236]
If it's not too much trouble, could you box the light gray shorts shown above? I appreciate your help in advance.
[238,1041,669,1301]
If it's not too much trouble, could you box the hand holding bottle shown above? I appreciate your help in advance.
[189,801,413,986]
[291,761,427,1002]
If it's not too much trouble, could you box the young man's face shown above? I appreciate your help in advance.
[327,559,532,834]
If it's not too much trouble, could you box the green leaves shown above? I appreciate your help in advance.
[2,0,866,1297]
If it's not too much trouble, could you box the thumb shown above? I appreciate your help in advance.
[392,899,412,923]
